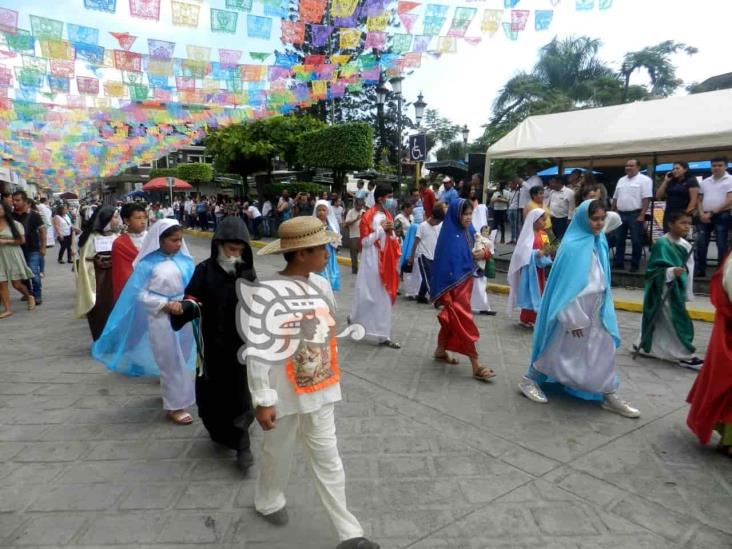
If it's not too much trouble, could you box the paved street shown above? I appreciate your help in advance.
[1,234,730,548]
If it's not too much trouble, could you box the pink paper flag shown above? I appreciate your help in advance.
[110,32,137,50]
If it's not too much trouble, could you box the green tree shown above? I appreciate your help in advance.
[421,108,461,152]
[298,122,373,191]
[177,163,213,194]
[204,115,325,196]
[621,40,698,100]
[435,141,465,162]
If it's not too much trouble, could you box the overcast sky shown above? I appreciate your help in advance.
[5,0,731,142]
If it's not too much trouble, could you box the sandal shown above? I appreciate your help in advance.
[0,311,12,320]
[167,410,193,425]
[381,340,401,349]
[434,353,459,365]
[472,366,497,382]
[27,296,36,311]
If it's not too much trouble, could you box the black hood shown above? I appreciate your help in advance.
[79,205,116,249]
[211,216,254,272]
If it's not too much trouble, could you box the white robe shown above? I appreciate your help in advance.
[634,236,695,361]
[403,265,422,298]
[533,253,617,395]
[350,211,395,341]
[471,275,492,312]
[139,259,195,410]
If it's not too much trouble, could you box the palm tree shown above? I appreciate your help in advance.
[620,40,698,100]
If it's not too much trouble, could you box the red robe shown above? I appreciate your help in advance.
[111,233,140,302]
[687,262,732,444]
[359,206,401,304]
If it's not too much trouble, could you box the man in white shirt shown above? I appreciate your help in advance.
[547,176,575,239]
[612,159,653,272]
[408,202,444,303]
[343,198,364,274]
[696,156,732,277]
[364,181,376,208]
[245,201,263,239]
[519,164,542,218]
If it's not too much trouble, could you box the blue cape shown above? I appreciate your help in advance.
[430,198,476,301]
[92,249,196,377]
[531,200,620,369]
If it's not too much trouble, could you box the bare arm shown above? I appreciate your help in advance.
[637,199,650,223]
[686,187,699,214]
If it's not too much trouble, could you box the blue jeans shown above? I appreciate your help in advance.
[614,210,644,270]
[23,250,42,301]
[508,209,521,242]
[696,211,731,276]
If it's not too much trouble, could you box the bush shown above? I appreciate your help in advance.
[177,163,213,183]
[148,168,178,179]
[262,182,328,201]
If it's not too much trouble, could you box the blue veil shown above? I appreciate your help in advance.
[530,199,620,372]
[430,198,476,301]
[400,206,424,270]
[92,240,196,377]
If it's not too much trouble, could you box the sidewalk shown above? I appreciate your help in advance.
[184,229,716,322]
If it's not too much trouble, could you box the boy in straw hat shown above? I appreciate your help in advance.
[245,217,379,549]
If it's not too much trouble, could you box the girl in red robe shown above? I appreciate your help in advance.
[687,252,732,457]
[429,198,496,382]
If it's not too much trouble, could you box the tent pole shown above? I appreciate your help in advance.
[482,158,491,205]
[557,158,564,178]
[649,153,658,245]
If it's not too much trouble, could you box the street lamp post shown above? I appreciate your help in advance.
[375,78,388,164]
[389,76,404,199]
[413,92,427,184]
[461,124,470,163]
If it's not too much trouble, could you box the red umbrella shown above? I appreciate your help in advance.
[142,177,193,191]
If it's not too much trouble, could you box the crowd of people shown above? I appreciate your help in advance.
[1,153,730,547]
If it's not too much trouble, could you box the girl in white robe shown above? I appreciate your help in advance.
[93,219,196,425]
[518,200,641,418]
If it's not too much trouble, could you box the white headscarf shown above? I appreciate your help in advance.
[603,211,622,234]
[507,208,547,312]
[133,219,191,267]
[312,199,341,237]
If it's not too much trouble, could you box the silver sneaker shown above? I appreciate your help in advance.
[518,377,548,403]
[601,393,640,418]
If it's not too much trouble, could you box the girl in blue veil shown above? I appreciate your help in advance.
[401,205,423,298]
[517,200,640,418]
[430,199,496,382]
[92,219,197,425]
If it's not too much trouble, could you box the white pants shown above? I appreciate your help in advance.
[255,404,363,541]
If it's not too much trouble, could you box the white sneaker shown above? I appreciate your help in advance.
[601,393,640,418]
[518,377,548,403]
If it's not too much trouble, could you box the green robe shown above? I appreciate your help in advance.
[640,235,694,354]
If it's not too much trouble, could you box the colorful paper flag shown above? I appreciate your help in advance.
[40,40,75,61]
[480,9,502,35]
[83,0,117,13]
[48,75,70,93]
[447,7,476,37]
[367,13,390,31]
[502,21,518,40]
[504,0,519,7]
[211,9,238,33]
[281,21,305,44]
[338,28,361,49]
[300,0,326,24]
[148,38,175,59]
[511,10,529,31]
[67,24,99,45]
[226,0,253,11]
[599,0,613,9]
[129,0,161,20]
[437,36,457,53]
[74,43,105,64]
[4,30,35,53]
[50,60,75,78]
[413,35,432,52]
[310,25,333,47]
[391,33,412,53]
[576,0,594,10]
[219,49,243,65]
[0,8,19,34]
[332,0,359,18]
[364,31,386,50]
[29,15,64,40]
[397,1,420,14]
[534,10,553,31]
[186,45,211,61]
[110,32,137,50]
[171,1,201,27]
[262,0,288,18]
[398,13,418,33]
[247,15,272,39]
[77,76,100,95]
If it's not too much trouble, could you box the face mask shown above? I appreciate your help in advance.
[384,198,395,210]
[217,244,241,273]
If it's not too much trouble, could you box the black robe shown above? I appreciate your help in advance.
[172,217,257,451]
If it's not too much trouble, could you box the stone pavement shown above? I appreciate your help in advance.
[1,235,730,548]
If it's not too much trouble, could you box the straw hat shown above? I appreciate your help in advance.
[258,216,339,255]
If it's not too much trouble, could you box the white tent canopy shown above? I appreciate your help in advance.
[485,89,732,165]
